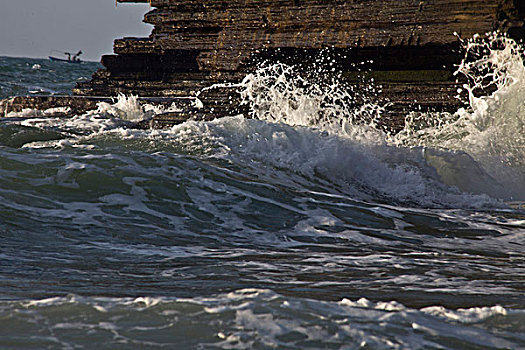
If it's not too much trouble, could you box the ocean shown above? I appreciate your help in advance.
[0,35,524,350]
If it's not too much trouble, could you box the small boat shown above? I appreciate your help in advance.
[49,50,83,64]
[48,56,82,64]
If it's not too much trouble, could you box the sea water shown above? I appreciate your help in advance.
[0,35,524,349]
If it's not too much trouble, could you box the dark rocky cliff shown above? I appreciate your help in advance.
[2,0,524,129]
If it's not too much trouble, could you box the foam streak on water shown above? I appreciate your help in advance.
[0,290,524,349]
[0,36,525,348]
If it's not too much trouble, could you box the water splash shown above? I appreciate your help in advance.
[392,33,525,199]
[239,62,387,145]
[237,34,525,201]
[94,93,182,122]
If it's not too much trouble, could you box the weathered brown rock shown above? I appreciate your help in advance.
[2,0,524,130]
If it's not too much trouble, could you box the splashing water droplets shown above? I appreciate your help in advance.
[239,62,387,144]
[392,33,525,198]
[95,93,182,122]
[236,34,525,201]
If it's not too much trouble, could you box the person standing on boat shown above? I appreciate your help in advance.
[73,50,82,62]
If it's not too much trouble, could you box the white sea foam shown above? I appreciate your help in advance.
[392,33,525,200]
[239,62,386,143]
[5,291,523,349]
[94,93,182,122]
[233,34,525,203]
[421,305,508,323]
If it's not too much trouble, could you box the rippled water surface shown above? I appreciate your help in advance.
[0,45,524,349]
[0,56,100,98]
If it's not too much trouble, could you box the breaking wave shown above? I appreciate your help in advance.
[3,34,525,208]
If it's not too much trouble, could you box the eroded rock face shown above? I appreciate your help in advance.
[3,1,524,129]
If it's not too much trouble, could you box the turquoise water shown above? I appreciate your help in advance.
[0,51,524,349]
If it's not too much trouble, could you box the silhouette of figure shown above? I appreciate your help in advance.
[73,50,83,62]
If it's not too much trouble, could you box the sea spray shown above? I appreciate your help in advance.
[236,34,525,201]
[393,33,525,199]
[239,62,387,144]
[95,93,183,122]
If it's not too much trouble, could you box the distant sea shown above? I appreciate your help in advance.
[0,47,524,349]
[0,56,101,98]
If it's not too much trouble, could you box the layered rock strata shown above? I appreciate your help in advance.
[2,0,525,130]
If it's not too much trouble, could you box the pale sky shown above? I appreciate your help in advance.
[0,0,152,62]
